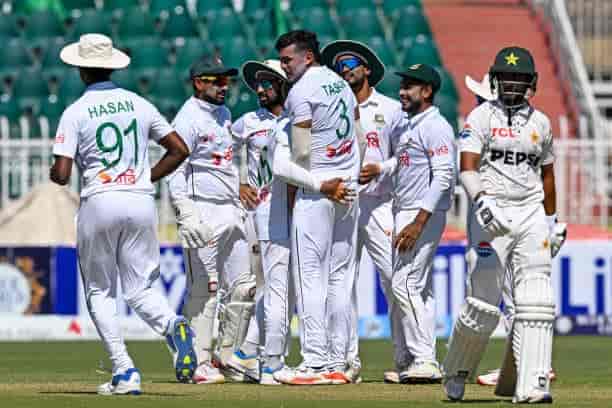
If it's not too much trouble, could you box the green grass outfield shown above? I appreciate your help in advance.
[1,337,611,407]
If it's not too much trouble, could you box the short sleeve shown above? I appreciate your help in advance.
[286,85,312,125]
[52,110,79,159]
[171,112,197,152]
[458,108,485,154]
[147,102,174,143]
[231,114,247,142]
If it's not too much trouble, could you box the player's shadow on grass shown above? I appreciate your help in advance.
[39,391,183,397]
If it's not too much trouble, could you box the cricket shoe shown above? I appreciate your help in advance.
[260,365,283,385]
[322,366,351,385]
[477,369,557,386]
[443,374,466,402]
[273,364,332,385]
[383,370,400,384]
[97,368,142,395]
[399,360,442,384]
[193,361,225,384]
[344,363,362,384]
[226,350,260,382]
[166,316,198,383]
[513,390,553,404]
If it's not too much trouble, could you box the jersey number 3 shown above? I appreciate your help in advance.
[335,99,351,140]
[96,119,138,169]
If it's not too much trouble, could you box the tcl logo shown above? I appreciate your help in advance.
[491,128,518,138]
[490,149,540,166]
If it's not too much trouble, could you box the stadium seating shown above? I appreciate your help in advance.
[19,10,65,39]
[160,7,199,38]
[68,9,114,40]
[292,7,338,38]
[341,8,385,39]
[116,7,159,38]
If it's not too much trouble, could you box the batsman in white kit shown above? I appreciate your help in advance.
[167,55,253,385]
[50,34,198,395]
[370,64,456,383]
[442,47,566,403]
[321,40,409,384]
[226,59,294,385]
[272,30,364,385]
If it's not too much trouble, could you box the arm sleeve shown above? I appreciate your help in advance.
[52,110,79,159]
[421,124,457,212]
[147,102,175,143]
[540,118,555,166]
[458,109,485,154]
[166,115,194,203]
[272,124,321,192]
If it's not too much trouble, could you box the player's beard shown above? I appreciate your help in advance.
[401,94,422,115]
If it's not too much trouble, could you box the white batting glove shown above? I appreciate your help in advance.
[174,199,214,249]
[546,215,567,258]
[475,195,511,237]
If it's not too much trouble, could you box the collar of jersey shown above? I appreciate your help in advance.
[359,87,379,108]
[407,105,438,129]
[85,81,118,92]
[192,96,225,114]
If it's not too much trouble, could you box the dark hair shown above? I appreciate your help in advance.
[79,67,114,84]
[275,30,321,63]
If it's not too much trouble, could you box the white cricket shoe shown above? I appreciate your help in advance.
[344,363,362,384]
[97,368,142,395]
[226,350,260,382]
[443,375,466,401]
[478,369,557,386]
[383,370,400,384]
[273,364,332,385]
[321,366,351,385]
[399,360,442,383]
[193,362,225,384]
[513,390,553,404]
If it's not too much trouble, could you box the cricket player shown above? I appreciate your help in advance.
[271,30,364,385]
[442,47,566,403]
[225,60,294,385]
[321,40,408,384]
[167,54,253,385]
[50,33,198,394]
[365,64,456,383]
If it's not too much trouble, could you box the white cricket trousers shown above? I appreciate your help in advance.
[77,191,177,375]
[292,189,359,368]
[348,195,408,370]
[392,209,446,364]
[182,200,250,363]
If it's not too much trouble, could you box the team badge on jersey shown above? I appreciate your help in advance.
[459,123,473,139]
[476,241,493,257]
[374,113,385,125]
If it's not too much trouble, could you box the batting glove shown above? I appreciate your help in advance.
[174,199,214,248]
[546,215,567,258]
[475,195,511,237]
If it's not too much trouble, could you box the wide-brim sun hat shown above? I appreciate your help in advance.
[321,40,385,87]
[60,33,130,69]
[465,73,495,101]
[241,59,287,92]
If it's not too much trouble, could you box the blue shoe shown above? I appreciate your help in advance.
[167,317,197,383]
[227,350,259,382]
[98,368,142,395]
[260,365,283,385]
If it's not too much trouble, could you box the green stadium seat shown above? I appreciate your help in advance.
[117,7,159,38]
[377,66,400,97]
[204,8,244,40]
[174,38,214,71]
[0,13,19,37]
[218,37,257,68]
[161,8,199,38]
[63,0,97,11]
[121,38,169,68]
[20,11,66,39]
[257,39,277,60]
[242,0,269,16]
[196,0,233,16]
[290,0,328,14]
[335,0,373,13]
[293,7,337,38]
[38,37,68,69]
[154,96,183,120]
[342,8,384,38]
[0,39,32,69]
[352,36,397,68]
[435,94,459,132]
[103,0,142,11]
[383,0,421,18]
[437,68,459,102]
[402,35,442,67]
[69,9,114,39]
[0,95,19,122]
[149,0,186,16]
[39,96,65,137]
[247,8,275,42]
[111,69,137,91]
[226,88,258,118]
[152,67,189,101]
[58,70,85,104]
[394,6,431,38]
[14,72,49,100]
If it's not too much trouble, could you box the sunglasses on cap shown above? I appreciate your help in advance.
[256,79,275,90]
[334,56,363,73]
[198,76,230,87]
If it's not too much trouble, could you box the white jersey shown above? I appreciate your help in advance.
[232,109,289,241]
[52,81,173,198]
[359,88,402,196]
[167,97,238,204]
[459,100,554,207]
[389,106,456,212]
[284,66,360,179]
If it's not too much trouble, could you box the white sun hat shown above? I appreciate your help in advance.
[465,73,495,101]
[60,33,130,69]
